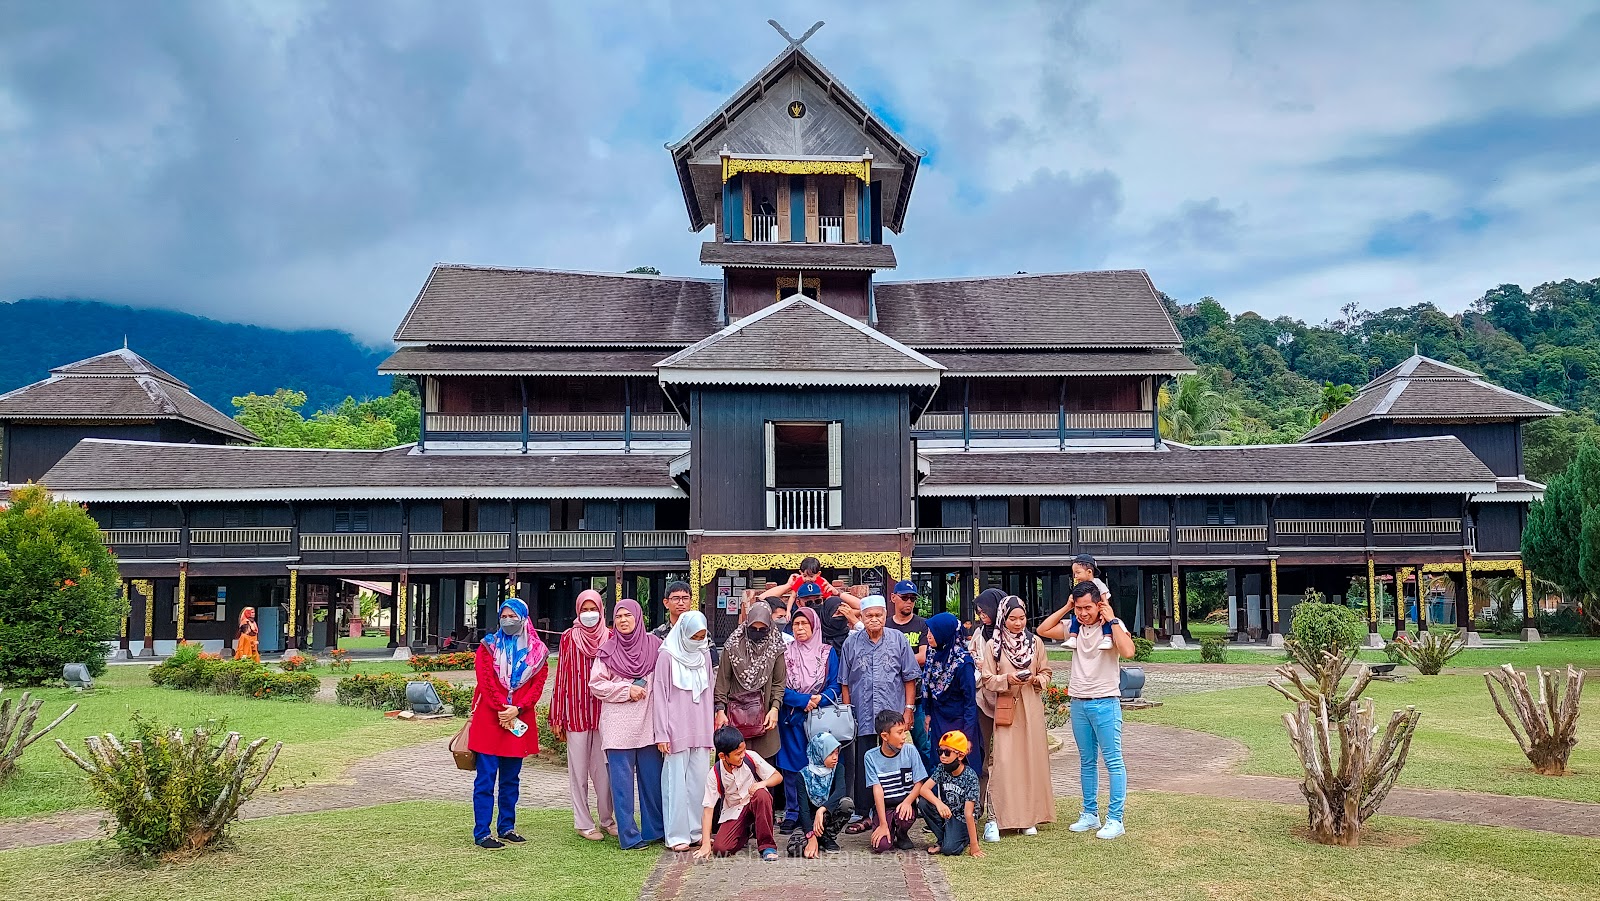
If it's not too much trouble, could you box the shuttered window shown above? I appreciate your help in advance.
[1206,499,1238,526]
[334,506,370,533]
[827,421,843,528]
[764,421,777,528]
[764,421,842,529]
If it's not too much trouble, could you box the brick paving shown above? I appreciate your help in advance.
[637,834,954,901]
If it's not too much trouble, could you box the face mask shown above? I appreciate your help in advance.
[748,627,768,642]
[500,616,523,636]
[579,611,601,628]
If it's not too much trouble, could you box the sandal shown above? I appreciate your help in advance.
[845,821,871,835]
[761,848,779,862]
[577,829,604,842]
[668,843,691,852]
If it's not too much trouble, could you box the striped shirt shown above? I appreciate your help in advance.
[549,629,602,733]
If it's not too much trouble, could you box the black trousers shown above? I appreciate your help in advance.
[916,798,971,855]
[846,737,874,817]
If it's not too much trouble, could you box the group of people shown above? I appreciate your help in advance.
[463,554,1133,859]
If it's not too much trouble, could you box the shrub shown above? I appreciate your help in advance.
[1287,601,1366,661]
[536,705,567,763]
[1541,607,1588,636]
[278,654,317,673]
[328,649,354,673]
[0,485,125,685]
[1041,684,1072,730]
[238,669,319,701]
[1382,641,1404,664]
[335,673,471,716]
[56,716,282,858]
[209,659,260,695]
[407,651,475,672]
[1131,636,1154,662]
[150,645,313,702]
[149,643,221,691]
[1200,637,1228,663]
[1393,630,1466,675]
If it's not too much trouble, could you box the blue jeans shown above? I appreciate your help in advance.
[606,745,665,850]
[472,754,522,843]
[1070,697,1126,823]
[911,698,933,773]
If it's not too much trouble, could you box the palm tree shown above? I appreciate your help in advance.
[1159,375,1231,444]
[1318,381,1355,420]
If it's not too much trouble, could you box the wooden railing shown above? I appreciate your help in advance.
[191,527,292,545]
[916,412,964,431]
[1063,412,1149,430]
[1276,519,1364,535]
[300,533,401,551]
[819,216,844,243]
[1178,525,1268,543]
[775,488,830,531]
[978,527,1074,545]
[518,531,615,550]
[1077,526,1171,543]
[624,530,689,548]
[913,411,1150,432]
[410,532,510,551]
[530,413,625,433]
[1373,518,1463,535]
[99,529,180,545]
[915,528,972,545]
[425,413,520,433]
[630,412,687,433]
[969,412,1058,431]
[751,213,779,242]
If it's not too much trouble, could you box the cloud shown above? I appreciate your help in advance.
[0,0,1597,342]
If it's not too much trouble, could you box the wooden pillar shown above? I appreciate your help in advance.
[1415,564,1429,632]
[1394,567,1410,637]
[286,570,299,651]
[176,563,188,644]
[133,579,156,657]
[387,579,399,649]
[1165,566,1179,635]
[118,580,131,655]
[1522,565,1537,631]
[397,573,411,650]
[1142,567,1157,640]
[1269,559,1281,635]
[1177,567,1191,638]
[1459,555,1474,633]
[1366,555,1378,634]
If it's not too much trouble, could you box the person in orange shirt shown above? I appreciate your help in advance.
[235,607,261,663]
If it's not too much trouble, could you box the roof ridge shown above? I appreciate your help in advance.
[877,268,1151,286]
[429,262,719,283]
[71,437,407,454]
[658,295,943,370]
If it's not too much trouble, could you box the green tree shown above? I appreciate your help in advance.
[1159,374,1231,444]
[1524,440,1600,631]
[1318,382,1355,419]
[0,484,126,684]
[233,389,413,449]
[626,266,661,275]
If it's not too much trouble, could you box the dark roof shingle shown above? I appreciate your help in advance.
[1303,354,1562,441]
[699,242,897,270]
[379,347,667,376]
[930,349,1196,376]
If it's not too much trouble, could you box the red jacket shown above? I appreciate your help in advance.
[467,642,547,758]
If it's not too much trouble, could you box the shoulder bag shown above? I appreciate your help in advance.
[449,694,478,770]
[992,687,1016,728]
[805,703,856,744]
[727,689,769,740]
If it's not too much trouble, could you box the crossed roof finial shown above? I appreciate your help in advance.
[768,19,824,51]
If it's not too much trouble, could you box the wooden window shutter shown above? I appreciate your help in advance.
[804,176,819,243]
[776,182,790,242]
[827,421,843,528]
[742,178,753,243]
[1140,377,1153,411]
[843,180,859,244]
[764,421,777,528]
[423,377,440,413]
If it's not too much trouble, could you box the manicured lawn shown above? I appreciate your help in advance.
[1051,636,1600,669]
[0,804,656,901]
[0,667,457,819]
[939,795,1600,901]
[1130,674,1600,803]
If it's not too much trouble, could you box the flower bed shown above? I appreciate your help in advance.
[148,644,318,702]
[407,651,475,672]
[335,672,472,716]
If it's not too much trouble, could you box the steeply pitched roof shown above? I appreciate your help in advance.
[873,271,1183,348]
[378,347,666,377]
[41,440,683,501]
[656,295,942,386]
[700,241,897,270]
[918,437,1498,496]
[393,265,722,345]
[0,348,258,443]
[668,42,922,234]
[1302,354,1563,442]
[930,350,1196,377]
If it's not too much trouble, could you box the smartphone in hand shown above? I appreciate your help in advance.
[508,717,529,737]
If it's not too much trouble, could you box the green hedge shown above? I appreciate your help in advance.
[148,644,317,702]
[334,673,472,716]
[1131,636,1154,661]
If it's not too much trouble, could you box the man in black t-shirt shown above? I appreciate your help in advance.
[888,580,932,769]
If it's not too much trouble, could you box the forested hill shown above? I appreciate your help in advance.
[1163,276,1600,482]
[0,299,391,411]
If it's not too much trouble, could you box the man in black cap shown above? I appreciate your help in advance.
[888,579,932,769]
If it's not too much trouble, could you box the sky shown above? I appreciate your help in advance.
[2,0,1597,345]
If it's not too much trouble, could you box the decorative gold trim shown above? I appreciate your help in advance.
[134,579,155,642]
[1420,559,1524,577]
[691,552,910,599]
[176,566,188,642]
[1171,573,1180,627]
[397,581,409,643]
[120,580,130,640]
[723,157,871,183]
[1269,560,1279,624]
[1366,557,1377,623]
[1523,566,1535,621]
[288,570,298,645]
[776,276,821,302]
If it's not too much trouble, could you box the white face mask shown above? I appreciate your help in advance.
[578,611,601,628]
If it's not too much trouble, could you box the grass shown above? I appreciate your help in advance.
[0,803,656,901]
[0,667,457,820]
[1130,674,1600,803]
[939,795,1600,901]
[1049,634,1600,669]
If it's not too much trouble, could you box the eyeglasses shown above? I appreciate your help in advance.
[666,594,691,602]
[938,748,960,757]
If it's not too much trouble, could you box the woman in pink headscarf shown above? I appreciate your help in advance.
[775,606,840,834]
[550,589,616,840]
[589,598,664,850]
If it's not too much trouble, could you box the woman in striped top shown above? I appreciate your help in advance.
[550,588,616,841]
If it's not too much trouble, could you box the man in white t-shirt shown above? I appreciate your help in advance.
[1038,581,1134,839]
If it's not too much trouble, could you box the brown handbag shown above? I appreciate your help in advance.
[993,689,1016,727]
[449,695,478,770]
[727,689,769,740]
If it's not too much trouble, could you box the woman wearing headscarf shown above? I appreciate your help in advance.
[923,612,982,778]
[589,598,665,850]
[775,606,840,832]
[787,732,853,858]
[652,610,716,851]
[969,587,1006,810]
[976,595,1055,835]
[550,589,615,841]
[235,607,260,664]
[468,597,550,849]
[714,601,788,764]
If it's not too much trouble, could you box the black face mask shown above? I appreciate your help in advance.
[748,627,769,643]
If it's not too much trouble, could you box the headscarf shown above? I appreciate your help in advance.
[802,732,842,806]
[975,589,1004,642]
[570,589,610,657]
[594,598,660,680]
[240,607,256,621]
[922,612,973,699]
[722,601,782,692]
[784,607,829,692]
[991,595,1036,673]
[661,610,711,701]
[482,597,550,691]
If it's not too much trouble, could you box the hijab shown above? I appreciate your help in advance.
[784,607,830,692]
[975,588,1005,642]
[661,610,711,701]
[819,593,853,647]
[802,732,842,806]
[482,597,550,691]
[991,595,1036,673]
[922,612,973,699]
[570,588,610,658]
[723,601,783,692]
[594,598,660,680]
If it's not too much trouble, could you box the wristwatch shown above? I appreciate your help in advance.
[1107,619,1123,629]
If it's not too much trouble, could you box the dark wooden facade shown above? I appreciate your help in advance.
[2,421,225,485]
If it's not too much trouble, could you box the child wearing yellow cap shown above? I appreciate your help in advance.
[912,730,983,857]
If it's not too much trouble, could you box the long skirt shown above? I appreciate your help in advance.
[661,747,710,848]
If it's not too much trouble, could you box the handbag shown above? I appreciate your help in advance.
[805,703,856,744]
[727,690,768,740]
[449,692,479,770]
[993,689,1016,728]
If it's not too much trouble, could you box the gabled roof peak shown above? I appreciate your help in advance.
[49,347,189,388]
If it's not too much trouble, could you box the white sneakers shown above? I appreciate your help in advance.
[1022,826,1038,836]
[1065,635,1078,648]
[1096,819,1125,840]
[982,820,1000,842]
[1068,812,1100,832]
[1097,635,1113,650]
[1066,634,1114,650]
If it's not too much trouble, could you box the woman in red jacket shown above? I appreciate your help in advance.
[469,597,549,849]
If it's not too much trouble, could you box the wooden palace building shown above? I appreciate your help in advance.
[5,28,1563,655]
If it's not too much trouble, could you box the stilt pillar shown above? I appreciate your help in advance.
[1521,564,1542,642]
